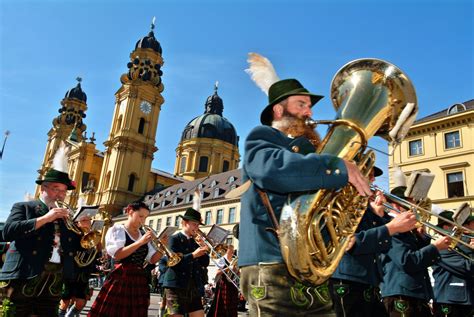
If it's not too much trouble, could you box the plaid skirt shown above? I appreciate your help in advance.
[207,274,239,317]
[88,263,150,317]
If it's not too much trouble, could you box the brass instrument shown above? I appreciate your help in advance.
[194,229,240,291]
[54,200,83,235]
[279,59,418,285]
[141,225,182,267]
[372,185,474,261]
[75,210,111,267]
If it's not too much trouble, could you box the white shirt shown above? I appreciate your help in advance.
[105,224,156,262]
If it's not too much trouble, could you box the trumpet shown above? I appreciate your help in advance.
[371,185,474,261]
[141,225,182,267]
[54,200,84,235]
[194,229,240,291]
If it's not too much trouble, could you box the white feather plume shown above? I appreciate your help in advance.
[52,142,69,173]
[245,52,280,95]
[193,189,201,211]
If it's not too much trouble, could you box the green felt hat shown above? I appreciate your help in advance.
[36,168,76,190]
[260,79,323,125]
[180,207,204,225]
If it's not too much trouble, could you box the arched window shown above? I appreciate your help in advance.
[116,115,123,133]
[223,160,230,172]
[180,156,187,174]
[199,156,208,172]
[128,174,136,191]
[138,118,145,134]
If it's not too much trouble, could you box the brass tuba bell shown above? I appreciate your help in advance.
[278,58,417,285]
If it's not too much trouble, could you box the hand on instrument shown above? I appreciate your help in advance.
[343,160,372,197]
[192,245,208,258]
[370,190,387,217]
[432,235,451,251]
[386,211,417,235]
[139,230,154,245]
[44,207,69,223]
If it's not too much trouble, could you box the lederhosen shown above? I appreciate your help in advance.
[88,232,149,317]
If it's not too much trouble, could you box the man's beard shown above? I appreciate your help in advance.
[272,111,321,148]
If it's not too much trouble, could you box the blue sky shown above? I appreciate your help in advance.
[0,0,472,221]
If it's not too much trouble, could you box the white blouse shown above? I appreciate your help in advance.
[105,223,157,262]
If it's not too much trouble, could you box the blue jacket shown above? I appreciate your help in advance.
[432,244,473,306]
[239,126,348,267]
[332,207,391,286]
[0,200,81,281]
[380,231,441,300]
[162,232,210,290]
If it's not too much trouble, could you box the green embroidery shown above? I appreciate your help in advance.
[441,304,451,315]
[290,282,310,307]
[313,284,330,304]
[1,298,16,317]
[394,299,409,315]
[335,285,347,296]
[49,273,63,297]
[22,276,41,297]
[250,285,266,300]
[363,288,372,302]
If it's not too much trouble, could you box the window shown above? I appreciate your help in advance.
[216,209,223,224]
[156,219,162,232]
[228,207,236,223]
[226,237,233,246]
[138,118,145,134]
[227,176,235,184]
[445,131,461,149]
[175,217,180,227]
[213,187,220,198]
[223,160,230,172]
[447,172,464,198]
[148,219,154,228]
[180,157,186,174]
[199,156,209,172]
[408,139,423,156]
[447,103,466,114]
[166,217,172,226]
[127,174,136,191]
[205,211,212,225]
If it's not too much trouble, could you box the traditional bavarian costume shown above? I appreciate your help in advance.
[88,224,157,317]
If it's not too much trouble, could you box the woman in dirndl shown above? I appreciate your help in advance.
[88,202,164,317]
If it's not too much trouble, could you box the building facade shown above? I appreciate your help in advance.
[388,100,474,210]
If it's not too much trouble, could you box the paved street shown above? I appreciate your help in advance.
[79,289,249,316]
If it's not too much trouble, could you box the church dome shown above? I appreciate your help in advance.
[181,84,239,146]
[64,79,87,102]
[135,30,162,54]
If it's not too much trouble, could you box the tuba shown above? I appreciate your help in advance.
[278,59,417,285]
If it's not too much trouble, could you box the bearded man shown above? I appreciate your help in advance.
[239,77,372,317]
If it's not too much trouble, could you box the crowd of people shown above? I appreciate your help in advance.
[0,54,472,317]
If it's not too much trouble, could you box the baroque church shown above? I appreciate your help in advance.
[35,22,243,243]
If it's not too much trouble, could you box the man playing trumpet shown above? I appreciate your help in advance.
[0,166,82,317]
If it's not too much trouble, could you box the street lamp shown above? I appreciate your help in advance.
[0,130,11,160]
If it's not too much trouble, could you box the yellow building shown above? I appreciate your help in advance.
[35,23,183,216]
[388,100,474,210]
[174,83,240,180]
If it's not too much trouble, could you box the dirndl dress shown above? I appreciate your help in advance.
[88,232,150,317]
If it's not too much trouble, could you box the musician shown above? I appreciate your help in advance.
[207,244,239,317]
[158,255,168,317]
[329,167,418,317]
[380,185,452,317]
[432,211,473,317]
[239,71,372,315]
[88,202,163,317]
[0,168,80,317]
[162,207,210,317]
[58,215,96,317]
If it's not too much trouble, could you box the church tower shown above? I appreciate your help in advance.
[35,78,88,198]
[175,83,240,180]
[96,21,165,215]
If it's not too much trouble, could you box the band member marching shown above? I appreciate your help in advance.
[0,145,85,317]
[87,202,164,317]
[162,206,210,317]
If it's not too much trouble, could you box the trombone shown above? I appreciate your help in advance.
[194,229,240,291]
[140,225,182,267]
[371,185,474,261]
